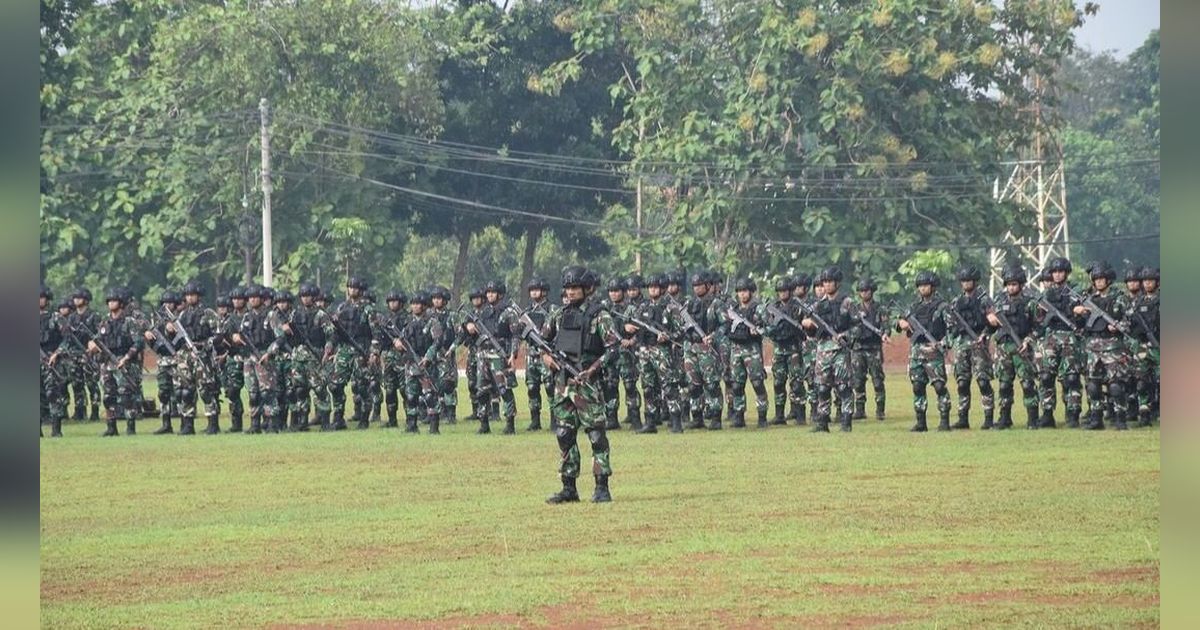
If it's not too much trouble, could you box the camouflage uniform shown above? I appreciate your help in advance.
[92,308,144,435]
[804,288,855,431]
[765,296,806,425]
[1077,284,1132,429]
[989,289,1038,429]
[718,297,769,427]
[675,286,724,429]
[521,298,554,430]
[1128,289,1159,426]
[40,300,70,436]
[325,296,376,429]
[897,290,952,431]
[375,305,410,427]
[799,290,820,421]
[431,300,460,422]
[398,304,444,432]
[218,306,247,432]
[124,300,151,419]
[628,294,680,432]
[947,286,995,429]
[67,305,102,420]
[238,303,280,433]
[849,299,887,420]
[468,298,519,433]
[175,300,222,434]
[1033,284,1083,427]
[144,303,182,432]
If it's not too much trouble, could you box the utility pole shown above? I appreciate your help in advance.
[989,70,1069,294]
[259,97,274,288]
[634,118,645,274]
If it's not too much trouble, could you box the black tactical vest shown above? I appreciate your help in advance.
[993,293,1034,339]
[555,302,604,361]
[725,301,760,343]
[908,298,947,341]
[96,315,134,356]
[1081,291,1121,337]
[1130,295,1159,342]
[951,290,988,338]
[1041,285,1076,332]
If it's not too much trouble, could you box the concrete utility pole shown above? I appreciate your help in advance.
[990,71,1069,294]
[259,97,274,288]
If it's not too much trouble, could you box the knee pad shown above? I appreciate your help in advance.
[956,378,971,391]
[911,382,927,397]
[978,380,993,395]
[1064,375,1082,391]
[555,426,577,450]
[1040,375,1056,390]
[1108,382,1125,400]
[586,428,610,452]
[998,384,1014,398]
[1085,380,1102,400]
[818,385,833,398]
[932,382,948,397]
[751,380,766,395]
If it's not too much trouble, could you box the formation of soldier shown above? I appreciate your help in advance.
[39,258,1160,447]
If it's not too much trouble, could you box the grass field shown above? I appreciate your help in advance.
[40,373,1159,629]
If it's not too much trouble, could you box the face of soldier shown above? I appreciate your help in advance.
[248,296,263,309]
[1142,279,1158,293]
[858,289,874,302]
[918,284,934,298]
[40,296,49,310]
[107,299,122,313]
[347,287,361,299]
[409,303,424,316]
[561,294,570,305]
[813,285,825,298]
[777,289,790,302]
[564,286,585,303]
[1092,277,1109,292]
[794,287,807,300]
[432,296,446,309]
[233,298,247,311]
[301,295,314,308]
[73,297,86,309]
[821,280,838,296]
[625,287,641,300]
[529,289,544,301]
[59,305,72,316]
[486,291,500,304]
[470,296,483,308]
[960,280,976,293]
[608,289,624,302]
[1051,270,1067,284]
[387,299,401,312]
[217,306,229,316]
[692,284,707,298]
[648,285,663,299]
[1125,280,1141,294]
[736,288,751,304]
[185,294,201,306]
[1006,281,1022,296]
[277,301,291,312]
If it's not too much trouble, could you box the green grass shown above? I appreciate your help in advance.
[41,373,1159,629]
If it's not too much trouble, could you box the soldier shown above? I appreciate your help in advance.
[40,287,70,437]
[311,289,335,429]
[1073,262,1132,430]
[232,285,276,433]
[325,277,375,430]
[716,277,768,428]
[542,266,622,504]
[122,288,152,419]
[674,271,725,430]
[895,271,952,432]
[220,287,248,432]
[68,288,102,421]
[604,277,641,430]
[522,277,553,431]
[947,266,995,430]
[289,283,329,430]
[463,287,485,421]
[87,289,144,436]
[986,264,1038,430]
[764,277,804,426]
[625,273,680,433]
[1034,257,1083,429]
[397,291,444,433]
[1120,268,1145,426]
[466,280,520,434]
[176,281,222,435]
[429,285,460,423]
[360,289,384,425]
[1132,267,1160,426]
[144,290,183,434]
[850,278,888,421]
[792,273,819,424]
[800,267,855,432]
[376,289,409,428]
[665,269,691,423]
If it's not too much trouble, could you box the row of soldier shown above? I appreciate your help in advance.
[38,258,1159,438]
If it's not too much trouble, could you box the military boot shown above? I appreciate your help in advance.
[179,417,195,435]
[72,404,85,421]
[687,410,705,431]
[605,410,620,430]
[951,410,970,430]
[1065,409,1081,428]
[332,410,347,431]
[50,417,63,437]
[316,411,331,432]
[910,411,928,432]
[405,416,420,433]
[204,416,220,435]
[444,405,457,425]
[810,416,830,433]
[757,408,769,429]
[840,412,853,432]
[628,413,643,432]
[994,407,1011,430]
[981,408,995,430]
[771,408,788,426]
[429,415,441,435]
[1083,410,1105,430]
[228,413,243,433]
[592,475,612,503]
[875,403,885,421]
[527,410,543,432]
[101,418,118,437]
[248,414,262,434]
[707,416,722,431]
[1111,416,1128,431]
[502,417,516,435]
[89,405,100,422]
[730,410,746,429]
[1042,412,1059,429]
[794,403,807,426]
[477,417,491,434]
[154,414,174,435]
[546,476,580,504]
[853,400,867,420]
[355,414,369,430]
[125,418,137,435]
[637,414,659,433]
[1029,412,1045,430]
[669,412,684,433]
[936,410,951,432]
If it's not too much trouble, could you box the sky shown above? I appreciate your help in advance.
[1073,0,1159,57]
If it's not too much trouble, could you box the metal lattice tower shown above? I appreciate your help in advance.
[989,71,1069,294]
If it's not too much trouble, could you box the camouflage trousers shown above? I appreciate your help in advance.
[380,349,406,421]
[1129,340,1159,421]
[328,346,369,419]
[221,355,245,424]
[466,347,480,414]
[669,345,690,420]
[68,352,100,417]
[551,370,611,480]
[474,351,516,421]
[404,362,441,423]
[156,355,178,419]
[850,344,884,414]
[525,351,554,419]
[288,346,321,420]
[1035,330,1082,416]
[950,338,994,417]
[813,339,853,421]
[175,352,220,422]
[728,342,767,416]
[907,342,950,416]
[771,343,806,419]
[437,352,458,414]
[243,355,280,425]
[637,344,680,423]
[100,360,140,421]
[993,339,1037,417]
[802,339,818,409]
[357,358,381,421]
[41,355,71,424]
[684,341,723,422]
[603,348,640,423]
[1083,336,1132,421]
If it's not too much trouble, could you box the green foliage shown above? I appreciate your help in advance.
[898,249,954,284]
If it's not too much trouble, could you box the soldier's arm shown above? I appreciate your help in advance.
[423,320,443,363]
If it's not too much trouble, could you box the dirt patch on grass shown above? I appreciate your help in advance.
[955,589,1158,608]
[816,583,896,597]
[1090,564,1159,585]
[270,602,657,630]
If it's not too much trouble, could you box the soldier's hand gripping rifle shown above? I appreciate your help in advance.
[724,305,765,337]
[462,307,508,356]
[328,306,371,360]
[667,299,727,371]
[856,308,887,339]
[1036,289,1081,332]
[80,321,131,388]
[40,348,65,381]
[386,320,436,391]
[162,307,216,381]
[949,305,988,346]
[1130,305,1159,348]
[765,302,805,334]
[1067,287,1137,342]
[514,310,586,381]
[611,310,683,348]
[897,307,941,347]
[798,301,848,346]
[991,309,1028,352]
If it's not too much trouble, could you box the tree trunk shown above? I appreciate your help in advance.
[451,228,471,301]
[519,226,541,298]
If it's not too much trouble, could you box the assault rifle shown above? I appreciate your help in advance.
[40,348,64,380]
[856,306,887,338]
[665,299,727,371]
[948,304,987,345]
[797,301,848,346]
[1036,288,1080,332]
[991,308,1026,350]
[724,305,764,337]
[79,320,131,388]
[162,306,216,381]
[1066,287,1136,344]
[462,306,509,356]
[1130,304,1159,348]
[611,310,682,348]
[513,310,585,381]
[896,305,941,347]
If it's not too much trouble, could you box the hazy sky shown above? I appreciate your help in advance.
[1073,0,1159,57]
